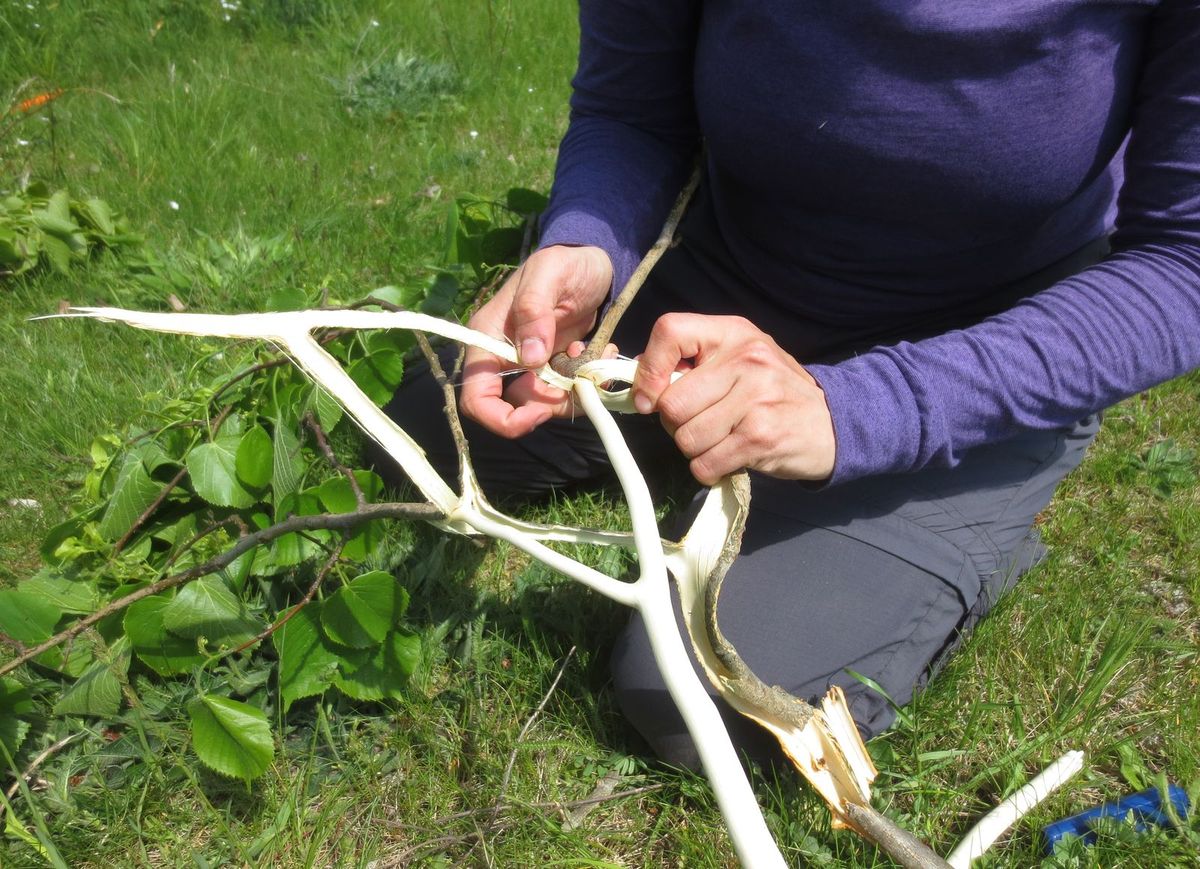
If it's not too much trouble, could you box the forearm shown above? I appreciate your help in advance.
[810,243,1200,483]
[537,0,701,296]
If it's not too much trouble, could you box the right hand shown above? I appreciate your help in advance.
[461,244,612,438]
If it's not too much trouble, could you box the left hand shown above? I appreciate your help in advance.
[631,314,837,485]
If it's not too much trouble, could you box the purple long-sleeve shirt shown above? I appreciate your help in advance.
[538,1,1200,484]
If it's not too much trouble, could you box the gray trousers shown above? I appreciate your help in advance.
[378,185,1105,769]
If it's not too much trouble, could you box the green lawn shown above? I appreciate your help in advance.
[2,2,1198,867]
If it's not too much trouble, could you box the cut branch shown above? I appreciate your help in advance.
[0,502,441,679]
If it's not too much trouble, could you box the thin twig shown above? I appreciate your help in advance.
[379,833,481,868]
[226,539,345,657]
[111,464,189,555]
[552,162,702,377]
[304,412,366,507]
[412,331,474,493]
[362,296,478,498]
[160,515,244,573]
[0,503,442,679]
[387,783,666,830]
[0,631,28,654]
[495,646,576,812]
[4,733,82,801]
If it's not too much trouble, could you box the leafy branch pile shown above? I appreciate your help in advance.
[0,182,141,280]
[2,83,141,280]
[0,188,545,788]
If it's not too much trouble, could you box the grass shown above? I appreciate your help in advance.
[2,1,1199,867]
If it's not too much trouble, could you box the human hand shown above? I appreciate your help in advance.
[460,244,612,437]
[631,314,836,484]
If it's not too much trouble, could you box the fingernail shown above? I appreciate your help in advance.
[520,338,545,366]
[633,392,652,414]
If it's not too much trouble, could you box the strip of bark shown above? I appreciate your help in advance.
[552,162,702,378]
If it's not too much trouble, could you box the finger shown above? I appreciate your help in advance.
[633,314,718,414]
[461,349,550,437]
[653,364,737,431]
[509,259,563,368]
[503,370,576,419]
[688,437,747,486]
[670,399,737,460]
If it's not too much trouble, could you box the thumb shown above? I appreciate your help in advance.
[509,259,560,368]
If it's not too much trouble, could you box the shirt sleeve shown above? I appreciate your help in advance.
[809,0,1200,485]
[537,0,702,297]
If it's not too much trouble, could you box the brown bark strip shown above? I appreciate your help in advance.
[551,161,702,378]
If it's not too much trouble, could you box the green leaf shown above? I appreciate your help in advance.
[0,236,21,265]
[505,187,549,214]
[18,569,100,615]
[272,417,304,502]
[316,473,385,560]
[265,287,308,311]
[97,453,165,540]
[220,546,255,593]
[32,209,79,239]
[420,272,461,316]
[333,631,420,701]
[41,513,92,563]
[308,385,344,433]
[0,590,61,644]
[188,695,275,784]
[347,349,404,405]
[314,475,357,513]
[273,606,339,712]
[46,189,71,222]
[187,433,259,508]
[124,596,206,676]
[53,638,130,718]
[362,284,424,310]
[161,576,262,648]
[321,571,409,649]
[41,232,73,273]
[1116,741,1151,791]
[270,491,326,567]
[442,198,462,263]
[0,678,34,757]
[479,226,523,266]
[4,806,46,860]
[80,197,116,235]
[235,425,273,490]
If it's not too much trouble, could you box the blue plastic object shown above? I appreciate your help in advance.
[1042,784,1191,852]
